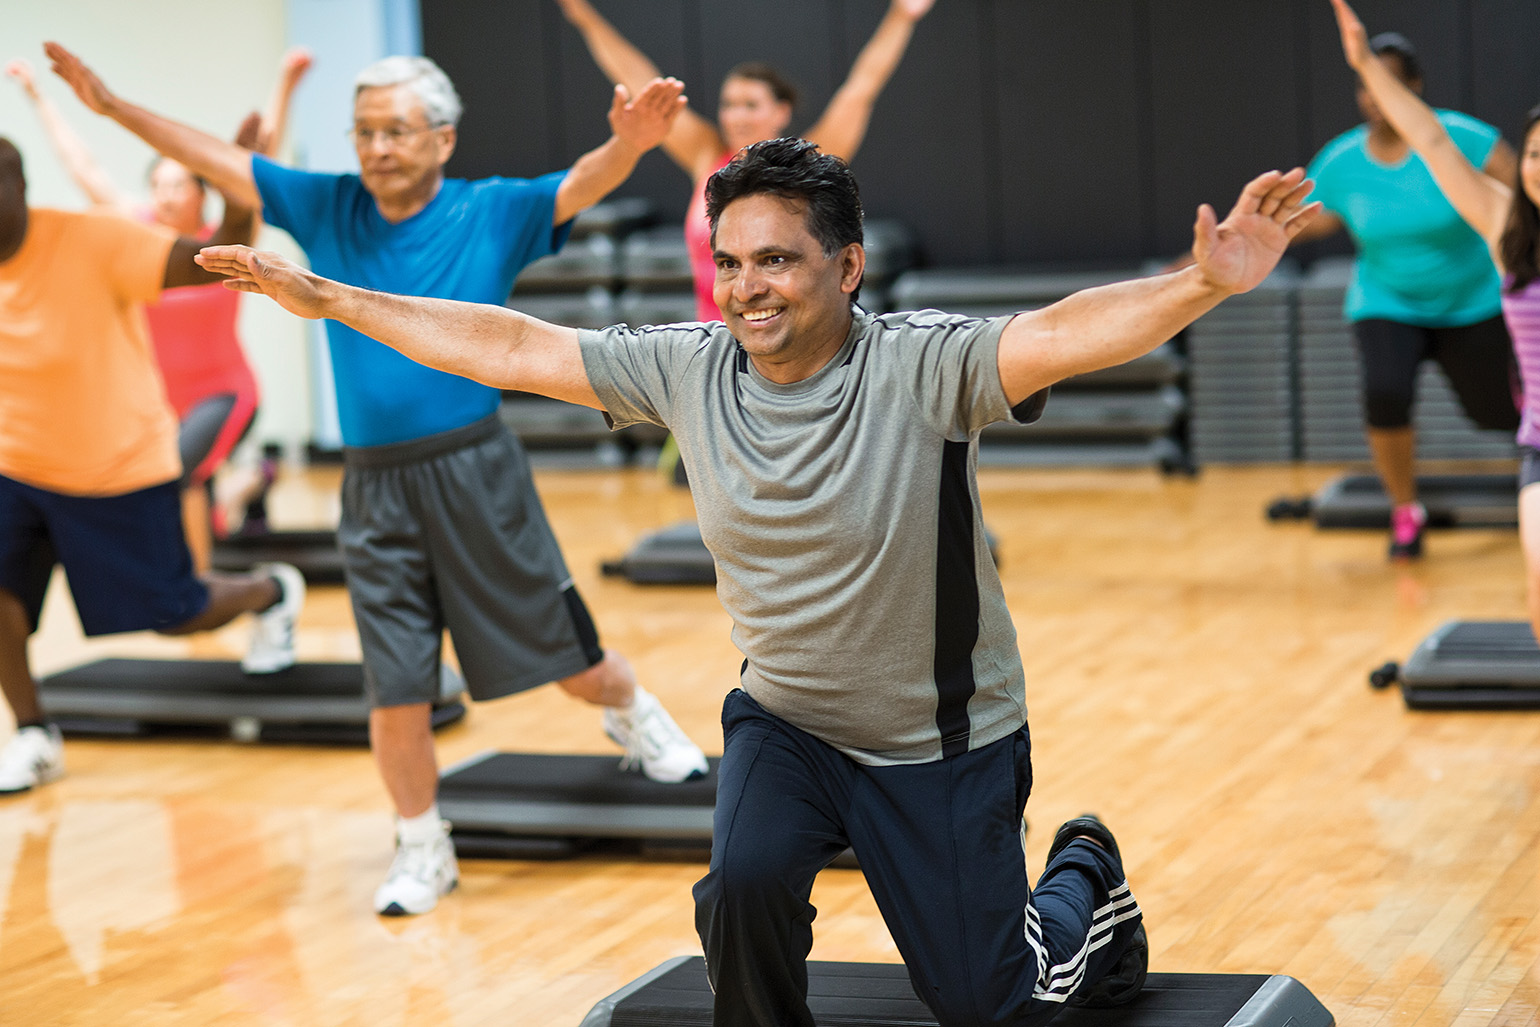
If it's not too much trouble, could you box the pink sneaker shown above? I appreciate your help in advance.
[1389,502,1427,560]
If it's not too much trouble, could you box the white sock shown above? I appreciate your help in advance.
[396,803,445,844]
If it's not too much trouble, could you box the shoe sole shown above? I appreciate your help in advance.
[0,763,64,795]
[1047,814,1122,865]
[376,878,459,917]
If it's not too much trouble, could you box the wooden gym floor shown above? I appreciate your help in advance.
[1,461,1537,1026]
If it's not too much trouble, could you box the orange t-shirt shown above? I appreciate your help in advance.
[0,208,181,496]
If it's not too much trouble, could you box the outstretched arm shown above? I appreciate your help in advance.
[804,0,935,161]
[5,58,126,211]
[554,0,721,177]
[1328,0,1510,245]
[553,77,687,225]
[45,42,261,210]
[197,244,601,407]
[256,47,313,158]
[997,168,1321,404]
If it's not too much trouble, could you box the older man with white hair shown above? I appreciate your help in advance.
[45,42,707,917]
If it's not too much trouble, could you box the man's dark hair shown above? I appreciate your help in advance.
[706,135,864,268]
[1370,31,1423,85]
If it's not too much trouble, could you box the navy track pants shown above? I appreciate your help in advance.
[693,689,1143,1027]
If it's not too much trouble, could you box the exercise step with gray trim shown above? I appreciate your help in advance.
[1370,620,1540,710]
[579,957,1334,1027]
[441,751,861,867]
[38,658,465,744]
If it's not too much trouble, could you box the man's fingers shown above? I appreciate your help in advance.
[1284,201,1326,240]
[1247,167,1308,219]
[1231,169,1285,217]
[1275,177,1316,218]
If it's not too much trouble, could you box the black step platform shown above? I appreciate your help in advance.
[38,658,465,744]
[1267,472,1516,530]
[440,751,861,866]
[580,957,1334,1027]
[601,522,719,585]
[602,522,1000,586]
[212,528,345,584]
[441,751,718,860]
[1370,620,1540,710]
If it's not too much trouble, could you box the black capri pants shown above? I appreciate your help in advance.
[1353,315,1519,431]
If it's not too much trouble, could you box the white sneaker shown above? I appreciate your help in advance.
[242,562,305,674]
[603,688,709,783]
[0,724,65,794]
[373,821,459,916]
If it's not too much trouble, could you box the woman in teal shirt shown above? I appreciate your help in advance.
[1301,31,1518,559]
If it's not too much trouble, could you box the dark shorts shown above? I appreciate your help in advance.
[339,414,603,708]
[1352,316,1519,431]
[1521,447,1540,491]
[0,473,208,636]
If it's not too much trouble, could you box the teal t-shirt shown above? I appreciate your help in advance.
[1306,110,1502,326]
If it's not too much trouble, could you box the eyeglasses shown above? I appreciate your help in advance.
[346,124,441,148]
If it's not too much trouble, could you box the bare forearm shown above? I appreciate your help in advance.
[165,204,256,288]
[1354,55,1509,239]
[1355,56,1445,155]
[556,135,645,225]
[808,8,918,159]
[567,5,663,96]
[320,281,599,406]
[100,94,260,207]
[28,92,123,208]
[1002,267,1227,401]
[845,8,920,105]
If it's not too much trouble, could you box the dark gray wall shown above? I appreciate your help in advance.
[424,0,1540,268]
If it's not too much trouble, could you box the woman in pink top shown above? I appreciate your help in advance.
[557,0,935,321]
[1331,0,1540,636]
[6,49,310,570]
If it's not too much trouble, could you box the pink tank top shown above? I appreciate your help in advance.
[1503,274,1540,450]
[138,215,258,416]
[684,152,737,322]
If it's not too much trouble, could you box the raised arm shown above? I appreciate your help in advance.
[256,47,313,158]
[1329,0,1510,245]
[804,0,935,161]
[44,42,261,210]
[997,168,1320,404]
[554,0,721,178]
[553,77,687,225]
[5,58,126,211]
[196,244,600,407]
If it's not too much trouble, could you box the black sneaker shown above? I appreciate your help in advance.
[1046,814,1147,1008]
[1046,813,1122,866]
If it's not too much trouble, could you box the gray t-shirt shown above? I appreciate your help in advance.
[579,308,1041,765]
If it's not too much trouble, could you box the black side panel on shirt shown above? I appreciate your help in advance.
[933,439,980,757]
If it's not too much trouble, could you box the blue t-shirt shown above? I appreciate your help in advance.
[252,155,572,446]
[1306,110,1502,326]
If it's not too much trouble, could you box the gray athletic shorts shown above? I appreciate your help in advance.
[339,414,603,707]
[1522,446,1540,491]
